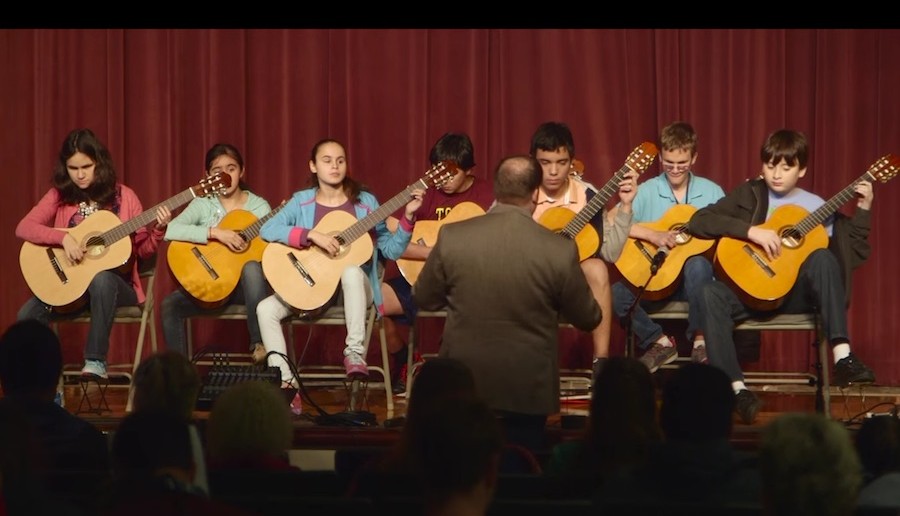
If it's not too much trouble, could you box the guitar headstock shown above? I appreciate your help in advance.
[867,154,900,183]
[571,159,586,176]
[192,171,232,198]
[423,160,461,190]
[625,142,659,176]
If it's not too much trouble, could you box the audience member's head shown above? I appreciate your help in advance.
[760,412,861,516]
[132,351,201,421]
[205,380,293,469]
[408,396,502,513]
[383,358,481,475]
[111,410,195,482]
[856,414,900,483]
[660,362,735,442]
[407,357,478,415]
[587,356,661,472]
[0,320,62,400]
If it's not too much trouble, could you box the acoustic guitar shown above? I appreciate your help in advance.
[167,200,288,308]
[19,173,231,309]
[614,204,716,300]
[538,142,658,261]
[715,154,899,311]
[396,201,486,285]
[262,161,458,312]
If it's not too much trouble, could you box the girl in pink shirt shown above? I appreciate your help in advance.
[15,128,170,378]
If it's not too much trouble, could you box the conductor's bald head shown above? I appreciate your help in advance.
[494,155,541,208]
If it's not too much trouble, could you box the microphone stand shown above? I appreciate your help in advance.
[624,251,665,360]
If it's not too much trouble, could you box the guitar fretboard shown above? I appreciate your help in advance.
[560,167,630,239]
[338,180,427,245]
[94,188,199,246]
[240,201,288,241]
[795,172,874,236]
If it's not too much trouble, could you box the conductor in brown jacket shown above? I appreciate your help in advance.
[414,154,602,460]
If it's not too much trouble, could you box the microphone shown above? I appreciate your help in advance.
[650,247,670,275]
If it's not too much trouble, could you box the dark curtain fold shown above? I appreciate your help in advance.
[2,29,898,383]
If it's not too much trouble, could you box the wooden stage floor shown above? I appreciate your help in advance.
[63,372,900,462]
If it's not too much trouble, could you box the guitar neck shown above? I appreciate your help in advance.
[795,171,874,236]
[337,179,425,245]
[100,187,198,245]
[240,202,287,241]
[560,165,629,239]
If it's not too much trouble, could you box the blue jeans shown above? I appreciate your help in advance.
[17,270,138,362]
[612,255,715,351]
[698,249,848,382]
[161,261,270,356]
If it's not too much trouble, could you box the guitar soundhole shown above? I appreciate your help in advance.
[671,225,691,245]
[84,235,107,258]
[780,227,803,249]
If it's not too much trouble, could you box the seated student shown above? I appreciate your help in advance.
[381,132,495,393]
[15,128,170,379]
[0,319,109,473]
[256,138,422,396]
[161,143,273,364]
[529,121,636,377]
[609,122,725,372]
[688,129,876,424]
[759,412,861,516]
[99,411,252,516]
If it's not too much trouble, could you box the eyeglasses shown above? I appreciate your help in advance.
[661,161,691,172]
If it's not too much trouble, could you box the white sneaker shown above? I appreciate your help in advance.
[81,359,108,379]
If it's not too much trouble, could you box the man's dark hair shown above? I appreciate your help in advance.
[529,121,575,157]
[430,132,476,171]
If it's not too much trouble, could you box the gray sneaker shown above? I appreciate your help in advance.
[691,344,708,364]
[639,341,678,373]
[81,359,108,379]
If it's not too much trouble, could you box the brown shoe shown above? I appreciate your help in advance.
[252,343,267,364]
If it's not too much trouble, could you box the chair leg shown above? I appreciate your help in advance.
[818,337,831,418]
[378,318,394,414]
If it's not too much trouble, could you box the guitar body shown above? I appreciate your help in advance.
[167,210,269,307]
[19,210,133,307]
[538,206,601,262]
[262,210,375,312]
[714,204,829,311]
[397,201,486,284]
[615,204,715,300]
[19,173,230,309]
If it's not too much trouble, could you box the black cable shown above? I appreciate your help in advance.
[843,401,899,427]
[263,350,331,419]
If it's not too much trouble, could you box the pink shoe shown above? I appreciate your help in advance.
[290,392,302,416]
[343,352,369,378]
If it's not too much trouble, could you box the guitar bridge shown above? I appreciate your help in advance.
[633,240,654,263]
[286,252,315,287]
[191,247,219,280]
[742,244,776,278]
[47,247,68,284]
